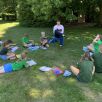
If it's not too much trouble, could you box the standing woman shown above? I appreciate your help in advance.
[49,20,64,46]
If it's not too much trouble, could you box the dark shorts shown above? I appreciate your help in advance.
[4,63,13,73]
[77,74,81,81]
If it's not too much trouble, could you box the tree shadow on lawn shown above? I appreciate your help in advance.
[0,22,102,102]
[21,69,88,102]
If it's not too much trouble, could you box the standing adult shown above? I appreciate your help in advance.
[49,20,64,46]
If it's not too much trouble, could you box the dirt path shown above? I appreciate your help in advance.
[77,83,102,102]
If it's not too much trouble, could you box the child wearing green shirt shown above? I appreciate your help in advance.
[0,60,29,74]
[0,50,29,74]
[93,44,102,73]
[22,34,34,48]
[70,52,95,82]
[88,34,102,53]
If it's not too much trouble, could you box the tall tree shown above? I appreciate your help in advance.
[96,0,102,25]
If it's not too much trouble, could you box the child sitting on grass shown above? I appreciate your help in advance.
[0,41,16,60]
[93,44,102,73]
[40,32,49,48]
[70,52,95,83]
[22,34,34,48]
[87,34,102,53]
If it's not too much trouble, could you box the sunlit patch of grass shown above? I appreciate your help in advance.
[0,22,19,37]
[29,88,41,98]
[45,71,57,81]
[0,22,102,102]
[42,89,54,98]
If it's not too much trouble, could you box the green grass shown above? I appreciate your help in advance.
[0,22,102,102]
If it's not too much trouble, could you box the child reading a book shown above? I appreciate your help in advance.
[0,41,16,60]
[40,32,49,48]
[22,34,34,48]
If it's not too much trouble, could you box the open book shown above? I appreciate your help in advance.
[11,46,19,52]
[27,60,37,66]
[39,66,52,72]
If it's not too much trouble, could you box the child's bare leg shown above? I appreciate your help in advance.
[23,43,28,47]
[70,65,80,76]
[46,44,49,47]
[7,53,17,60]
[30,40,34,45]
[41,41,46,46]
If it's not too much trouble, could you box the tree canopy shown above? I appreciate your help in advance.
[0,0,102,26]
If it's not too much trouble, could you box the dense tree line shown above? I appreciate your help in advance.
[0,0,102,26]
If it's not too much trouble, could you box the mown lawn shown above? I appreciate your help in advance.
[0,22,102,102]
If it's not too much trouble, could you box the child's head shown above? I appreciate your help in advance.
[6,40,13,44]
[21,50,28,59]
[83,52,91,60]
[99,35,102,41]
[41,32,45,37]
[3,41,9,48]
[57,20,61,25]
[24,34,29,37]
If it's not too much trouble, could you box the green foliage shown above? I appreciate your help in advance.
[17,0,34,26]
[0,0,17,21]
[0,22,102,102]
[0,0,102,26]
[17,0,74,27]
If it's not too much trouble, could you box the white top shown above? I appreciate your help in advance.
[53,24,64,34]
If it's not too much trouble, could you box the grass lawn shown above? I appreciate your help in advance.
[0,22,102,102]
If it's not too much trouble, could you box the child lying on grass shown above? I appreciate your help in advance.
[0,40,27,60]
[22,34,34,48]
[0,39,16,47]
[0,50,32,74]
[0,41,16,60]
[0,59,30,74]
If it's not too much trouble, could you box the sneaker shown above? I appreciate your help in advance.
[60,45,63,47]
[40,46,47,50]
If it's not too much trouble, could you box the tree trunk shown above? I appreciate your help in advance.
[99,6,102,25]
[78,14,85,23]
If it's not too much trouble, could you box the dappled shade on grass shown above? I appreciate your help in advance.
[0,22,102,102]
